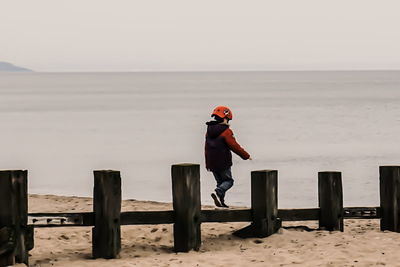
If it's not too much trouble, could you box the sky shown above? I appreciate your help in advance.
[1,0,400,72]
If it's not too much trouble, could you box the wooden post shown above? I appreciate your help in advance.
[92,170,121,259]
[234,170,281,238]
[171,164,201,252]
[318,171,343,231]
[380,166,400,232]
[0,171,14,267]
[251,170,280,237]
[0,170,28,266]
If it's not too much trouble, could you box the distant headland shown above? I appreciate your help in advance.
[0,62,33,72]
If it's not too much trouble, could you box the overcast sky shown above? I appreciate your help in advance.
[1,0,400,72]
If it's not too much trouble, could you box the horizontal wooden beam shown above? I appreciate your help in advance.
[121,211,174,225]
[27,206,381,228]
[278,208,319,221]
[343,207,380,219]
[278,207,380,221]
[28,209,253,226]
[28,212,94,227]
[201,209,252,223]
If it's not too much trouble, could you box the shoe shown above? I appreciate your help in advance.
[211,193,222,207]
[215,189,229,208]
[220,201,229,208]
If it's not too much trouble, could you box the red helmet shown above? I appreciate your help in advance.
[212,106,233,120]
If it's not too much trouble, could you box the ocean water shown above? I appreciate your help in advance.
[0,71,399,208]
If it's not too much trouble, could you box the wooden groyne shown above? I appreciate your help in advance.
[0,164,399,266]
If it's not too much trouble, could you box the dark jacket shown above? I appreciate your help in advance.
[205,121,250,171]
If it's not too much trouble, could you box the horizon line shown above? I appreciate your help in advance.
[10,68,400,74]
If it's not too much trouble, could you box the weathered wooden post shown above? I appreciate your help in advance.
[0,170,29,266]
[318,171,343,231]
[234,170,281,238]
[92,170,121,259]
[380,166,400,232]
[171,164,201,252]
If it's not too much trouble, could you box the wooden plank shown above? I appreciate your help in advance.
[29,210,248,226]
[171,164,201,252]
[380,166,400,232]
[27,206,382,229]
[121,211,174,225]
[278,208,319,221]
[343,207,380,219]
[318,171,344,231]
[278,207,380,221]
[201,209,252,223]
[92,170,121,259]
[30,211,174,226]
[29,212,94,227]
[234,170,281,238]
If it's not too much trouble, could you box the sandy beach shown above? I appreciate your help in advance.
[21,194,398,267]
[3,0,400,265]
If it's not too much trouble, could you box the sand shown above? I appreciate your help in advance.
[14,194,398,267]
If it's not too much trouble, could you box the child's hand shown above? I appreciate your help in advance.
[249,157,253,160]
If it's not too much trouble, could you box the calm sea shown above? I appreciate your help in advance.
[1,71,399,208]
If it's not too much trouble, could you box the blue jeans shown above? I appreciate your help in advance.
[212,168,234,200]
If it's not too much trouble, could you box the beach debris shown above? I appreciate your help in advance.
[59,234,69,240]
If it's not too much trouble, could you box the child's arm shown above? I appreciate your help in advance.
[221,129,250,160]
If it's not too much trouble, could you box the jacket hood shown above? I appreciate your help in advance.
[206,121,229,138]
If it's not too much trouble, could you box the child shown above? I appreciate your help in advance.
[205,106,251,208]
